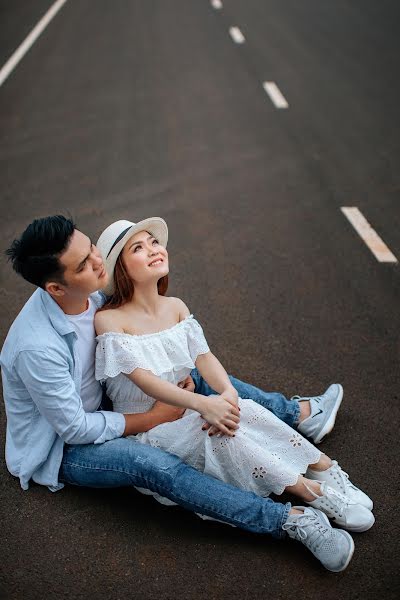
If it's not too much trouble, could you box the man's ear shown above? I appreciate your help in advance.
[45,281,66,297]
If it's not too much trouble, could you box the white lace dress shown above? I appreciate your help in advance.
[95,315,321,498]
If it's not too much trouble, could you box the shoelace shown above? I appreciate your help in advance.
[322,485,351,517]
[305,480,351,517]
[330,461,356,492]
[283,513,329,551]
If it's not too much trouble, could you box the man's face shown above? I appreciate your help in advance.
[56,229,108,297]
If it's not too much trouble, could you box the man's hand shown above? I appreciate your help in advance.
[177,375,195,393]
[148,401,185,428]
[197,393,240,437]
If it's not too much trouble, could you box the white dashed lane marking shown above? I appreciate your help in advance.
[229,27,245,44]
[341,207,398,263]
[262,81,289,109]
[0,0,68,88]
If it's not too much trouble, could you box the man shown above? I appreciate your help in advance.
[1,216,352,572]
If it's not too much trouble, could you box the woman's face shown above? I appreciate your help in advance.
[121,229,169,284]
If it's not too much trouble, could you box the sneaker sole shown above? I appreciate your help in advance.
[314,384,344,444]
[327,531,355,572]
[332,512,375,532]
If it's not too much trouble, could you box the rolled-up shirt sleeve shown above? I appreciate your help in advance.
[16,349,125,444]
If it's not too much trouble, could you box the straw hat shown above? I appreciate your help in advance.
[96,218,168,296]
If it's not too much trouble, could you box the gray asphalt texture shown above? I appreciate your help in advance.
[0,1,399,598]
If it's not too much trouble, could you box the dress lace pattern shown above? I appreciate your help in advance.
[95,315,321,498]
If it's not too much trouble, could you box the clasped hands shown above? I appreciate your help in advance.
[151,376,240,437]
[178,376,240,437]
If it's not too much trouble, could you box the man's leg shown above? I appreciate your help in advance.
[191,370,343,443]
[191,368,299,427]
[60,438,289,539]
[60,439,355,571]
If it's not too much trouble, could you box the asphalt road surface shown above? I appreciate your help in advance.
[0,1,399,599]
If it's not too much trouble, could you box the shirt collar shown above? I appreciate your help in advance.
[39,289,104,336]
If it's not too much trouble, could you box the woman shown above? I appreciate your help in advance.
[94,218,374,567]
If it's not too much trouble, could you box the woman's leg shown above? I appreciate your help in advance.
[301,451,373,511]
[283,475,375,533]
[285,476,322,501]
[308,453,333,471]
[306,460,373,509]
[198,397,375,533]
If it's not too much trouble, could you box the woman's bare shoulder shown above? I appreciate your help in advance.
[94,308,125,334]
[166,296,191,321]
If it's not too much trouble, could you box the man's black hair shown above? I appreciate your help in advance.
[5,215,76,289]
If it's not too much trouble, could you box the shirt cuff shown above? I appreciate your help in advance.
[94,411,125,444]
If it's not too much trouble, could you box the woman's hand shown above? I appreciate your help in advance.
[202,387,240,437]
[220,386,239,408]
[197,393,240,437]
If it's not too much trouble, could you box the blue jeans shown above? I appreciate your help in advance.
[60,438,290,539]
[60,372,299,539]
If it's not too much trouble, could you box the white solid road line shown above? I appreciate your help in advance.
[341,207,398,263]
[0,0,68,88]
[229,27,245,44]
[262,81,289,109]
[211,0,223,9]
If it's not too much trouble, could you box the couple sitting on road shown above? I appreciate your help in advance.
[1,215,374,573]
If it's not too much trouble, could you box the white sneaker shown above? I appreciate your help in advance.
[283,507,355,572]
[306,461,373,510]
[295,384,343,444]
[305,481,375,532]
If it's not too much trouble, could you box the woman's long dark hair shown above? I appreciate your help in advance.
[100,253,169,311]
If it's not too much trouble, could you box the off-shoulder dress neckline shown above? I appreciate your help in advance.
[96,314,194,342]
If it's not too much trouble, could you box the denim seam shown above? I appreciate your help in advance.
[292,402,301,426]
[279,502,292,540]
[63,460,161,473]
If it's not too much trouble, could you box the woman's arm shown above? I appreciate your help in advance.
[195,352,238,400]
[194,353,240,437]
[127,369,239,436]
[173,300,238,406]
[173,299,238,405]
[95,304,238,434]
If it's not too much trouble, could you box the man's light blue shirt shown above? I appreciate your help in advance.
[0,288,126,491]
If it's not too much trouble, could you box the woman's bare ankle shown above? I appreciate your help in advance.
[309,454,333,472]
[301,479,321,501]
[285,476,321,502]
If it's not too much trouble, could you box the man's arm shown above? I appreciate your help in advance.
[124,402,185,434]
[16,349,125,444]
[117,376,193,434]
[16,349,187,440]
